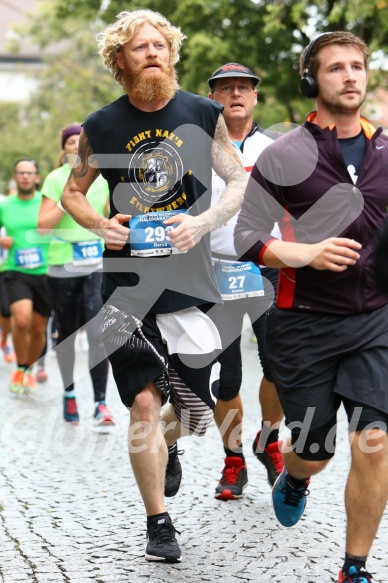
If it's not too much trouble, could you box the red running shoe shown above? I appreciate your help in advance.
[215,456,248,500]
[253,429,284,486]
[93,401,115,427]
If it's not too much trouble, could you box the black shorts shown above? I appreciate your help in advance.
[102,304,221,434]
[0,272,11,318]
[267,305,388,458]
[4,271,52,317]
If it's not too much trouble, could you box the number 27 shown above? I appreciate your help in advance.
[228,276,245,289]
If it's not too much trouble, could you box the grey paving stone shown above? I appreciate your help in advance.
[0,331,388,582]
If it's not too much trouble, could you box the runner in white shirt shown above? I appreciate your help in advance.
[208,63,284,500]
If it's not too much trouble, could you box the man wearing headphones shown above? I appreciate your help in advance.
[235,32,388,583]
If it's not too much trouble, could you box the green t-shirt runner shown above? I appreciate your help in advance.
[0,192,50,275]
[0,226,7,273]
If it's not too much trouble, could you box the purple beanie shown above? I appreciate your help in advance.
[61,123,82,148]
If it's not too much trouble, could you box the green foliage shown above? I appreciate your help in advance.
[0,103,28,190]
[0,14,122,191]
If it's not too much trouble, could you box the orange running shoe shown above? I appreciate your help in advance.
[9,369,25,395]
[24,373,37,395]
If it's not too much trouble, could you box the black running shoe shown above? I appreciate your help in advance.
[214,456,248,500]
[145,515,181,562]
[164,444,184,497]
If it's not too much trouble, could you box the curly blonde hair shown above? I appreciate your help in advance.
[97,9,186,87]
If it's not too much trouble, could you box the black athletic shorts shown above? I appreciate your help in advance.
[0,272,11,318]
[102,304,221,434]
[4,271,52,317]
[267,305,388,458]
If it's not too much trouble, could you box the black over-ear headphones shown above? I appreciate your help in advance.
[300,33,333,98]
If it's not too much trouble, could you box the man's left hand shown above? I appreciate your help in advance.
[164,214,202,252]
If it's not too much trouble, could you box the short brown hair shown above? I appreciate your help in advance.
[299,31,369,78]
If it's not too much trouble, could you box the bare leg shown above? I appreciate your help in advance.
[129,383,166,516]
[259,377,283,429]
[27,311,48,365]
[0,315,11,346]
[10,299,32,363]
[214,395,243,450]
[345,429,388,555]
[161,404,186,446]
[282,439,330,479]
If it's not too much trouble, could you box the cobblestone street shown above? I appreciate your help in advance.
[0,330,387,582]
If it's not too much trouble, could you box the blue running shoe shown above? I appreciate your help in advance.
[272,467,310,527]
[63,395,79,424]
[338,566,377,582]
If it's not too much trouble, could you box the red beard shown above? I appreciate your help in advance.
[121,58,179,102]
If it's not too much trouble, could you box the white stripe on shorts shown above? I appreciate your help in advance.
[155,307,220,434]
[168,367,213,436]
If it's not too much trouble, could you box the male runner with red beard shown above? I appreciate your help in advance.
[61,9,247,563]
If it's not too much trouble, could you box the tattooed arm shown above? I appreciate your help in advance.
[166,114,247,252]
[207,113,248,225]
[62,129,130,250]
